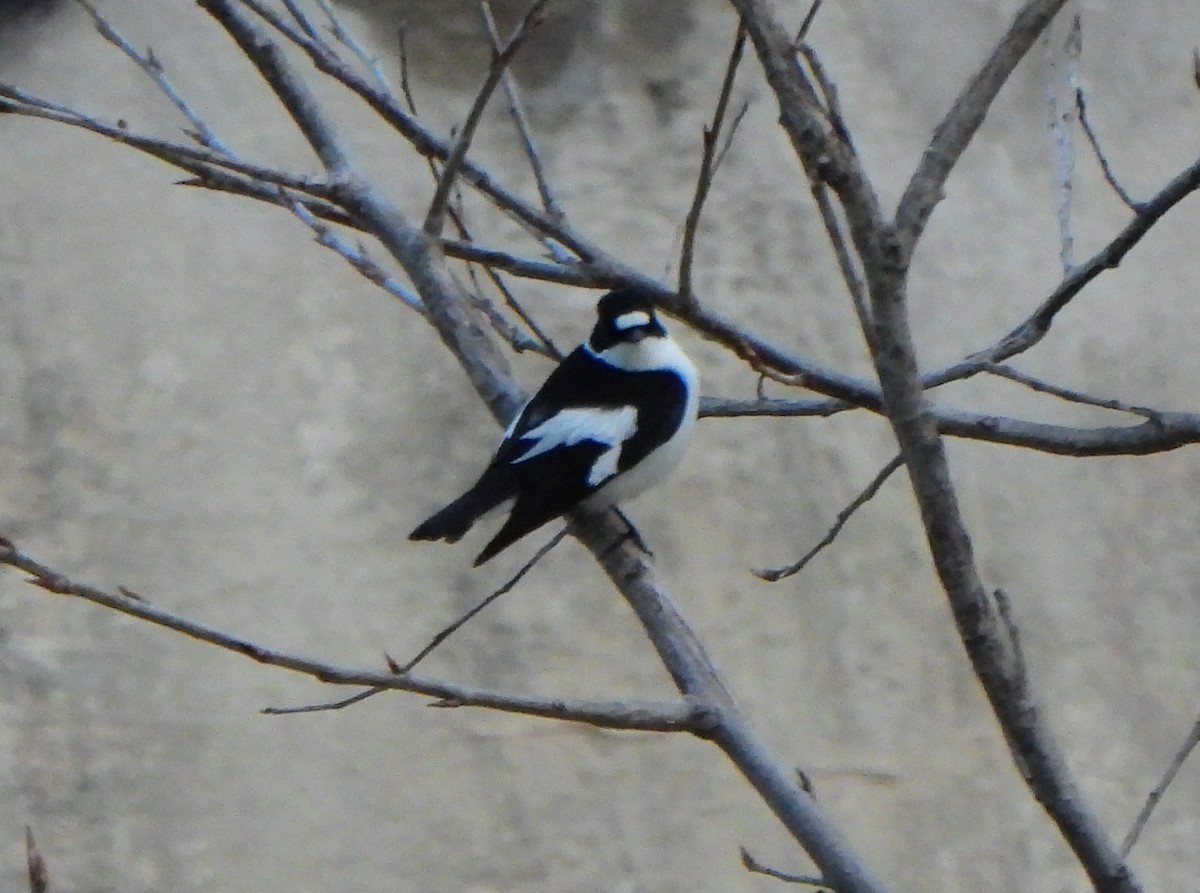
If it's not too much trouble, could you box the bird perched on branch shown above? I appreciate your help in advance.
[410,286,699,566]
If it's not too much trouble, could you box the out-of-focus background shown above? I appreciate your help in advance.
[2,1,1199,890]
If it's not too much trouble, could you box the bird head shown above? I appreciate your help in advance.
[589,288,667,352]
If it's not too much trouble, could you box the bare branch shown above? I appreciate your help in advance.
[1047,12,1081,274]
[791,0,825,47]
[866,188,1140,893]
[266,527,567,715]
[200,0,352,176]
[793,44,870,325]
[74,0,232,153]
[280,0,320,39]
[478,0,564,222]
[931,151,1200,378]
[895,0,1069,261]
[705,395,1200,457]
[700,395,847,418]
[0,537,705,733]
[399,527,567,674]
[440,238,603,287]
[757,455,903,582]
[313,0,400,100]
[0,86,331,195]
[281,191,427,315]
[424,0,546,236]
[741,846,828,887]
[264,686,383,715]
[179,164,354,224]
[1121,714,1200,856]
[679,23,746,303]
[1075,87,1141,211]
[25,827,48,893]
[985,363,1157,418]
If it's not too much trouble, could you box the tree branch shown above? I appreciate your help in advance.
[0,537,705,733]
[75,0,232,153]
[679,23,746,303]
[167,9,889,889]
[756,454,903,582]
[477,0,564,222]
[894,0,1069,262]
[937,152,1200,375]
[1121,713,1200,856]
[731,1,1142,889]
[199,0,352,175]
[424,0,546,237]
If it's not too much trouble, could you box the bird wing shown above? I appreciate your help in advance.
[491,347,687,482]
[470,347,691,565]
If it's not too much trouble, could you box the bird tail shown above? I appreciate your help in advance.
[409,472,512,544]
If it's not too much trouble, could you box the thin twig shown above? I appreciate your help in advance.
[1121,714,1200,856]
[396,22,421,114]
[280,0,320,39]
[1047,12,1081,274]
[439,238,602,288]
[792,43,870,325]
[0,536,704,732]
[202,0,353,176]
[74,0,232,153]
[25,827,48,893]
[756,455,903,582]
[314,0,400,101]
[456,270,547,354]
[264,685,383,715]
[894,0,1070,261]
[679,23,746,303]
[179,164,354,223]
[1075,86,1142,211]
[924,151,1200,387]
[398,527,568,674]
[796,44,850,145]
[281,190,428,315]
[791,0,825,48]
[986,363,1158,418]
[478,0,563,222]
[711,101,752,175]
[0,86,331,195]
[424,0,547,236]
[397,11,561,356]
[741,847,829,888]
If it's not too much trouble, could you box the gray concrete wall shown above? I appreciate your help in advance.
[2,1,1198,890]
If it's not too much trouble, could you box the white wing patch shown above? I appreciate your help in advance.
[613,310,651,331]
[512,406,637,486]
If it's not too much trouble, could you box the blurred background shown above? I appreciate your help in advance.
[2,1,1199,890]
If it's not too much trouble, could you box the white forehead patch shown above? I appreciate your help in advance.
[613,310,651,331]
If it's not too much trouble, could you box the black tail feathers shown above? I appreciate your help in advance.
[409,473,512,545]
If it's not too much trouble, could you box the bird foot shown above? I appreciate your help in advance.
[595,508,653,561]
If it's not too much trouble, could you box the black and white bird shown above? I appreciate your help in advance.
[410,286,699,566]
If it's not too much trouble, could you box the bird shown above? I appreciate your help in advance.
[409,286,699,566]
